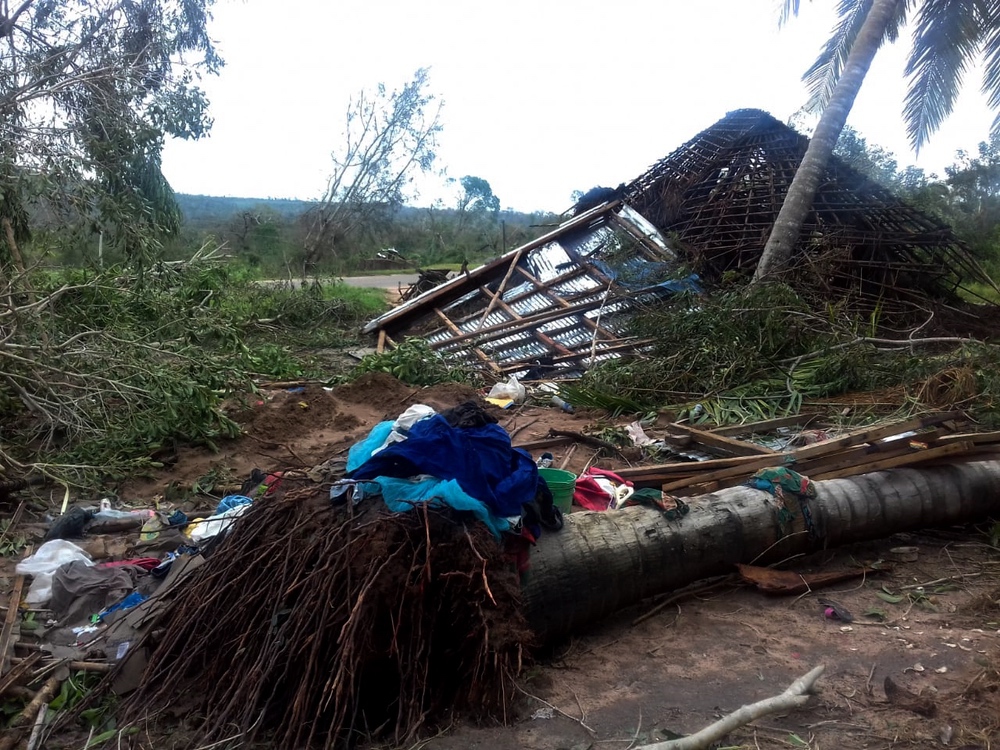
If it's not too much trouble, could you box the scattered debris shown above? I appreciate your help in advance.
[736,564,880,597]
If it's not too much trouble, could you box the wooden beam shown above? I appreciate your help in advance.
[709,414,822,437]
[0,546,30,675]
[428,297,612,350]
[811,441,973,481]
[515,267,619,341]
[477,286,575,357]
[656,413,963,494]
[666,423,776,457]
[433,308,501,374]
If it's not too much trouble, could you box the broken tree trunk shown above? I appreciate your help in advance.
[521,460,1000,641]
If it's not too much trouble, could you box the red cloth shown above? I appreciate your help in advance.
[573,467,633,511]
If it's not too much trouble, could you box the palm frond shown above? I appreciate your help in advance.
[803,0,909,112]
[979,2,1000,121]
[904,0,988,152]
[780,0,804,26]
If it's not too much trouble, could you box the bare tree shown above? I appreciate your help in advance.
[302,68,443,273]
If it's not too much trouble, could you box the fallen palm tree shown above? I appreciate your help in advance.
[522,459,1000,640]
[95,460,1000,747]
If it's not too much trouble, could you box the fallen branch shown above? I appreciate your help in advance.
[0,675,61,750]
[634,665,825,750]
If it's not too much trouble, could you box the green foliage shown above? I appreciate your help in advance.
[0,0,221,269]
[0,520,28,557]
[347,338,481,387]
[0,253,384,483]
[573,282,949,424]
[158,195,553,278]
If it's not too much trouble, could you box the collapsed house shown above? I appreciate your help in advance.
[364,108,993,379]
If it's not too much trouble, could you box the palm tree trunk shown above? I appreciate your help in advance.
[753,0,902,282]
[521,460,1000,641]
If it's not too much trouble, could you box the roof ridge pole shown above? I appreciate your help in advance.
[753,0,902,283]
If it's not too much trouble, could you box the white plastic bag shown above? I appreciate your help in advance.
[187,504,251,544]
[487,376,526,404]
[15,540,93,605]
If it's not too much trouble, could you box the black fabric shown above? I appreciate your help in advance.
[44,506,95,541]
[522,479,563,534]
[439,401,498,429]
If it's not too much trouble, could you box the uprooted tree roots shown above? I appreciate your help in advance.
[114,486,531,747]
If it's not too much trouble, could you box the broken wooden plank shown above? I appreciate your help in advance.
[935,431,1000,445]
[666,423,776,457]
[659,413,963,494]
[616,452,770,481]
[709,414,822,437]
[810,441,974,481]
[513,436,575,452]
[0,553,29,676]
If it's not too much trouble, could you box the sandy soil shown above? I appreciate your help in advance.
[6,373,1000,749]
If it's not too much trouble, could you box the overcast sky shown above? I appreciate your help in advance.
[160,0,999,214]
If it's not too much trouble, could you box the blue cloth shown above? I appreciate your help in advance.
[372,476,510,537]
[347,414,538,519]
[98,591,147,620]
[216,494,253,515]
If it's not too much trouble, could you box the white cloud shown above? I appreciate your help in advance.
[162,0,996,211]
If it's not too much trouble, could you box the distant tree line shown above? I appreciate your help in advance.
[158,192,557,276]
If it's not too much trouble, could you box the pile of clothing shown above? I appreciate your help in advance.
[332,401,563,565]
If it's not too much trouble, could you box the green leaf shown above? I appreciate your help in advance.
[85,729,118,748]
[864,608,888,621]
[876,591,904,604]
[788,733,809,747]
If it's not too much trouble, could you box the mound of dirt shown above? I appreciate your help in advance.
[331,371,413,405]
[235,385,342,446]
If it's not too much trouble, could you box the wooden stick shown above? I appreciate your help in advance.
[476,246,528,329]
[0,652,40,699]
[0,545,31,675]
[0,675,61,750]
[25,703,45,750]
[635,666,825,750]
[558,443,579,470]
[376,329,386,354]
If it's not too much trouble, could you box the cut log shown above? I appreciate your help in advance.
[521,459,1000,641]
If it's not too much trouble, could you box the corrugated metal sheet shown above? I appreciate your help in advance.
[367,203,695,378]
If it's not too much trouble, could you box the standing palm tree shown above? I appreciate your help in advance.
[755,0,1000,282]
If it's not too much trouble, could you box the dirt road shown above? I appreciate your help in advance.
[258,274,421,289]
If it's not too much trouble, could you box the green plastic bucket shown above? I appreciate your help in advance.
[538,467,576,514]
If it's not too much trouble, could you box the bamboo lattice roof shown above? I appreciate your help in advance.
[622,108,990,301]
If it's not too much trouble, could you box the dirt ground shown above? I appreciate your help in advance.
[6,373,1000,749]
